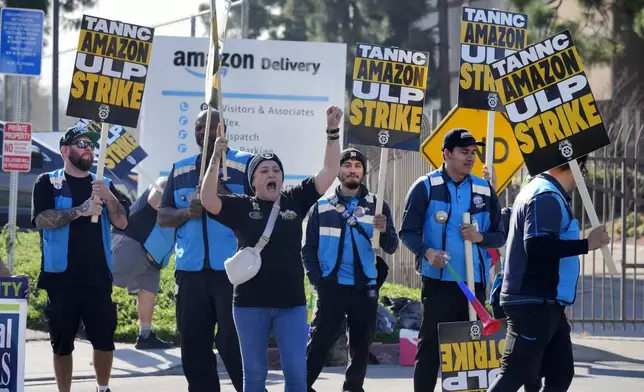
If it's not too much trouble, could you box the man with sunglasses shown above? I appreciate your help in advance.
[488,155,610,392]
[31,126,131,392]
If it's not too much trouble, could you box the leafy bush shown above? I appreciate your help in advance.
[1,229,422,345]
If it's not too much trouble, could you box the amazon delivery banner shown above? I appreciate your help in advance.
[138,36,347,194]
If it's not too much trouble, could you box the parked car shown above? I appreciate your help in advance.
[0,123,138,230]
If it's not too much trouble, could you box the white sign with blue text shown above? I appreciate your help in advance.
[0,8,44,76]
[138,36,347,194]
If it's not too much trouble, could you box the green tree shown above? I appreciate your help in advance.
[509,0,644,109]
[197,0,285,39]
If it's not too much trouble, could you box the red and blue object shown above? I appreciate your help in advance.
[444,262,502,336]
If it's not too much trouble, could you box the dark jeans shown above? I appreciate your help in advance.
[414,278,486,392]
[306,282,379,392]
[175,270,243,392]
[487,303,574,392]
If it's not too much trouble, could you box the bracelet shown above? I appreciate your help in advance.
[326,128,340,134]
[327,134,340,141]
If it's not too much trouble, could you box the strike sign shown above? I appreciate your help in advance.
[439,319,507,392]
[2,122,32,172]
[74,119,148,179]
[459,7,528,111]
[348,43,430,151]
[66,15,155,128]
[489,30,610,175]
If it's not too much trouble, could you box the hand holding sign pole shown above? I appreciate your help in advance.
[489,30,617,275]
[200,0,232,185]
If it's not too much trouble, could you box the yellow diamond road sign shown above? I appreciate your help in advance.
[420,106,524,194]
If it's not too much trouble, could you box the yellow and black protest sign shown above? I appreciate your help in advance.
[489,30,611,175]
[347,43,430,151]
[74,118,148,178]
[66,15,155,128]
[459,6,528,112]
[421,106,524,193]
[439,320,507,392]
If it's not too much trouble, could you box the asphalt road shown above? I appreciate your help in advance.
[25,362,644,392]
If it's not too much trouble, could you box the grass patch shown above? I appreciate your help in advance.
[3,229,422,345]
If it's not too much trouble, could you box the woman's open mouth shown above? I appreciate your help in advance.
[267,181,277,191]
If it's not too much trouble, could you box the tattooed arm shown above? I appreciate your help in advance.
[34,197,103,229]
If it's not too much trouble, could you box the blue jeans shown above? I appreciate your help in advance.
[233,306,308,392]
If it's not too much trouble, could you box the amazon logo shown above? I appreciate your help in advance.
[173,50,254,78]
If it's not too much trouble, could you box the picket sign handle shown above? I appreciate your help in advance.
[463,212,476,321]
[91,122,111,224]
[569,160,618,275]
[371,148,389,249]
[217,74,229,180]
[137,169,164,193]
[485,110,495,175]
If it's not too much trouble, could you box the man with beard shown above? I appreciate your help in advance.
[157,107,252,392]
[31,126,131,392]
[399,128,507,392]
[303,148,399,392]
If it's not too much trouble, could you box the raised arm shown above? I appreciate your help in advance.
[200,132,227,215]
[313,106,343,195]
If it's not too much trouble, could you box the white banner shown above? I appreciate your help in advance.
[138,36,347,194]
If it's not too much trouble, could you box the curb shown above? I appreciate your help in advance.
[26,363,185,383]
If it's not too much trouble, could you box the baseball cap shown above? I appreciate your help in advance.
[340,148,368,173]
[442,128,485,151]
[59,125,100,148]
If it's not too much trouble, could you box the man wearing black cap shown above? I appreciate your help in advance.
[157,107,251,392]
[31,126,131,392]
[303,147,399,392]
[400,128,507,392]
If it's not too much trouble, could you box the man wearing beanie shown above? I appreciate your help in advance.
[303,147,399,392]
[157,108,252,392]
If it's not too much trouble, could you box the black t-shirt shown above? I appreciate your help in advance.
[31,172,131,291]
[208,177,322,308]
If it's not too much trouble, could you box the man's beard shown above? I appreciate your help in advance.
[69,150,93,171]
[341,175,361,190]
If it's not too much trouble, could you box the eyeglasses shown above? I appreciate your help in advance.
[69,140,97,150]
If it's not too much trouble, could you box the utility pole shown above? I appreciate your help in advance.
[438,0,450,117]
[52,0,60,132]
[241,0,250,38]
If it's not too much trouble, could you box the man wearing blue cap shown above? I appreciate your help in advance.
[400,128,507,392]
[157,107,252,392]
[31,125,131,392]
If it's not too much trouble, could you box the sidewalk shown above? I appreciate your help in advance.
[26,330,644,383]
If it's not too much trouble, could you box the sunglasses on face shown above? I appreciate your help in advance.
[69,140,97,150]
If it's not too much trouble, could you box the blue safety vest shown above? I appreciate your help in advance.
[502,176,580,305]
[41,169,113,273]
[117,188,175,269]
[418,169,493,285]
[316,188,377,284]
[173,150,252,271]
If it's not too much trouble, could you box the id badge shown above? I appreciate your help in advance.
[367,289,376,298]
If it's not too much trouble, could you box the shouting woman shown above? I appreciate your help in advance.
[200,106,343,391]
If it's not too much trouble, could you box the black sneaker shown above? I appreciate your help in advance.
[135,331,173,350]
[96,388,111,392]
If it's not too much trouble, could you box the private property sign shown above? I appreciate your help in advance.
[2,122,32,172]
